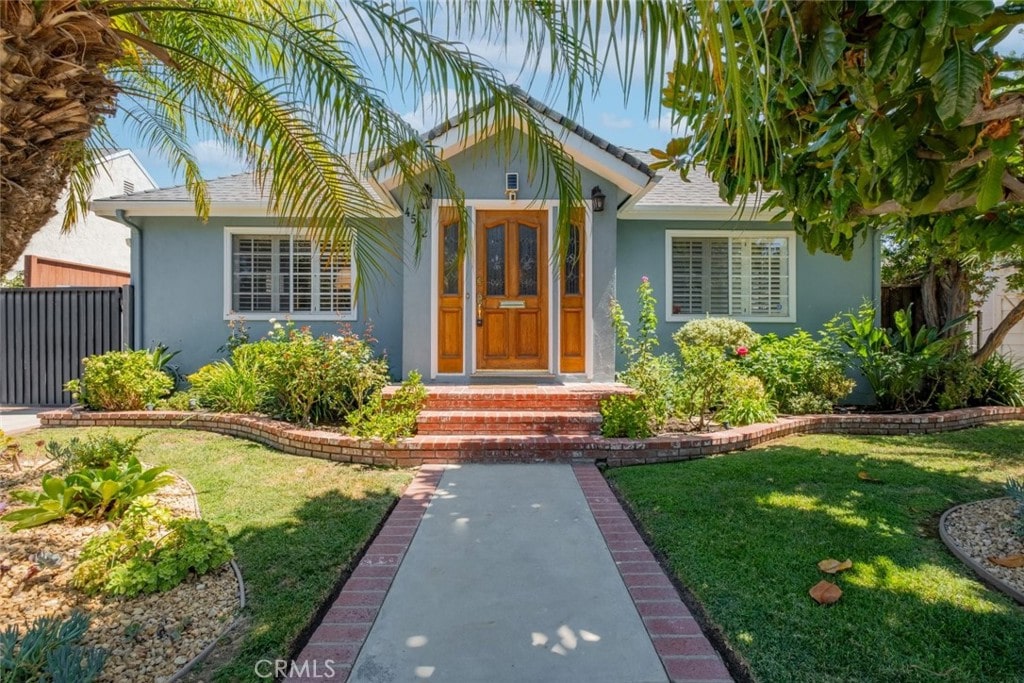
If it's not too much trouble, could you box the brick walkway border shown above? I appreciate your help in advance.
[573,464,733,683]
[38,406,1024,467]
[286,465,444,683]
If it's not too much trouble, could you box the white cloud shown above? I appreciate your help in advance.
[649,112,686,135]
[191,139,246,178]
[401,88,463,133]
[600,112,634,129]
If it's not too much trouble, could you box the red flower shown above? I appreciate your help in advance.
[736,346,749,357]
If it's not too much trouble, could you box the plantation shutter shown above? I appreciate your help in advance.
[669,233,791,319]
[231,234,353,315]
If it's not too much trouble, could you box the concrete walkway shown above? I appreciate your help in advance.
[290,464,731,683]
[0,406,44,435]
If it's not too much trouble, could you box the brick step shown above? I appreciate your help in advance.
[383,383,635,412]
[416,410,603,436]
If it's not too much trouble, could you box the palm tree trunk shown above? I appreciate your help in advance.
[0,0,123,274]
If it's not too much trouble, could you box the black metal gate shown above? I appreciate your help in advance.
[0,286,133,406]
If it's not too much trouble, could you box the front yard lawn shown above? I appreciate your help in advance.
[13,428,412,682]
[608,423,1024,683]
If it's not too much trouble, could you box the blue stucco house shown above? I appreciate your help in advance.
[92,97,879,384]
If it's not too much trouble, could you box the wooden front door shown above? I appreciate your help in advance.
[475,210,548,370]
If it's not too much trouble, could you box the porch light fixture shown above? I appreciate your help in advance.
[591,185,606,212]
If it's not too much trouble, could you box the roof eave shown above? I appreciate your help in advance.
[91,199,403,219]
[616,204,777,221]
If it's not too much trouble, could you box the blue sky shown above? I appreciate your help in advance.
[108,14,1024,189]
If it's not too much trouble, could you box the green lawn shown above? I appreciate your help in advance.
[14,428,413,682]
[607,423,1024,683]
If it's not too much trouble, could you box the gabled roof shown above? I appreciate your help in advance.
[616,151,770,220]
[373,86,655,195]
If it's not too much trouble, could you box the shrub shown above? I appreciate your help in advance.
[65,350,174,410]
[44,432,146,471]
[188,353,267,414]
[717,375,777,426]
[1007,478,1024,540]
[73,503,233,598]
[675,345,772,429]
[2,457,173,530]
[600,394,655,438]
[673,317,759,352]
[0,612,106,683]
[347,371,428,442]
[610,277,678,429]
[740,331,855,414]
[979,354,1024,407]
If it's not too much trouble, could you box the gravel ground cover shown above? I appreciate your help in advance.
[943,497,1023,599]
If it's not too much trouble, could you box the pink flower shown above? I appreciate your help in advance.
[641,275,649,283]
[736,346,749,357]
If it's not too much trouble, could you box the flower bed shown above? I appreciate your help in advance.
[38,405,1024,467]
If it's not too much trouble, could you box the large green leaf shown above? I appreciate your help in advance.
[976,158,1007,211]
[932,47,985,127]
[947,0,995,27]
[809,21,847,87]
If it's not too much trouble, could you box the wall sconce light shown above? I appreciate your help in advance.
[591,185,606,212]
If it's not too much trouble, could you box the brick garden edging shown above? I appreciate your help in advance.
[573,464,733,682]
[286,465,443,682]
[38,406,1024,467]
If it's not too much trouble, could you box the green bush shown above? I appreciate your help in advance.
[600,394,654,438]
[0,612,106,683]
[979,354,1024,407]
[73,503,233,598]
[44,432,146,471]
[2,457,173,530]
[65,350,174,410]
[188,352,267,414]
[716,375,777,426]
[347,371,428,442]
[740,331,855,414]
[189,323,390,425]
[610,277,678,430]
[673,317,760,352]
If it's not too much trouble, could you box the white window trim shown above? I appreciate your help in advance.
[223,226,357,322]
[664,229,797,323]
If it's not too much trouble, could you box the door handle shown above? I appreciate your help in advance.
[476,293,484,327]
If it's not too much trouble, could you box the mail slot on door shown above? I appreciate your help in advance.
[498,300,526,309]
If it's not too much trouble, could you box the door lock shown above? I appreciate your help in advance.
[476,292,484,327]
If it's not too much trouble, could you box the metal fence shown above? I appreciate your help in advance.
[0,286,133,406]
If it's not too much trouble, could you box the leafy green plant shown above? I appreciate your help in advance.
[155,390,198,411]
[0,611,106,683]
[44,432,146,471]
[73,502,233,598]
[979,354,1024,408]
[347,371,428,442]
[609,277,679,430]
[2,457,173,530]
[740,330,854,414]
[673,316,759,352]
[65,350,174,410]
[600,394,654,439]
[188,352,267,414]
[148,344,183,386]
[716,375,777,427]
[1007,478,1024,540]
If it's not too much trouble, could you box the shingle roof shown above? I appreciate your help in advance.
[626,151,766,211]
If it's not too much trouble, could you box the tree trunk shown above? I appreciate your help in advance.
[0,0,123,274]
[919,258,972,342]
[973,297,1024,365]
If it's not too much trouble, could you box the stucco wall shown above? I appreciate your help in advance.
[7,152,156,278]
[134,216,405,378]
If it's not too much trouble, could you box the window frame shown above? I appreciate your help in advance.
[223,226,357,321]
[664,229,797,323]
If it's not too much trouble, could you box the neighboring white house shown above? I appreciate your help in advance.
[5,149,157,283]
[977,266,1024,361]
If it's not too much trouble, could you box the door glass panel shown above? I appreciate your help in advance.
[564,225,581,295]
[442,223,460,295]
[486,224,505,296]
[518,224,538,296]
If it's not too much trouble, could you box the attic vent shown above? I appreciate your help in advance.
[505,172,518,201]
[123,180,135,195]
